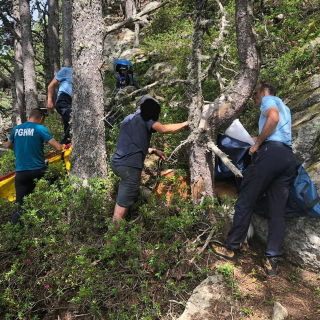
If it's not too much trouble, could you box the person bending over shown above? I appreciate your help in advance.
[211,82,296,277]
[110,95,188,232]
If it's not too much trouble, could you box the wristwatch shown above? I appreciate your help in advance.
[151,148,155,154]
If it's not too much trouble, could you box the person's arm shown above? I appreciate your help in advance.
[6,139,14,150]
[249,107,279,155]
[47,78,59,110]
[152,121,188,134]
[48,138,65,151]
[148,147,166,161]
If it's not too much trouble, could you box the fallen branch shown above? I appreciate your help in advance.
[189,228,215,264]
[207,141,243,178]
[104,1,171,34]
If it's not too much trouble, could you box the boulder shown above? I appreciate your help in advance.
[103,29,135,67]
[118,48,145,62]
[178,275,238,320]
[252,214,320,271]
[144,62,178,82]
[272,302,288,320]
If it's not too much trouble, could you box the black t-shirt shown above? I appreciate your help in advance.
[111,110,157,169]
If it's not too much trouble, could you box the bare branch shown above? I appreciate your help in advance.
[104,1,171,34]
[0,70,13,85]
[201,0,229,83]
[125,79,190,99]
[189,228,215,264]
[207,141,243,178]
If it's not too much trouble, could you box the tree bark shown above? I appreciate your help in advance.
[48,0,60,77]
[62,0,72,67]
[125,0,139,46]
[19,0,38,115]
[188,0,215,202]
[70,0,107,181]
[188,0,260,203]
[212,0,260,128]
[13,0,26,124]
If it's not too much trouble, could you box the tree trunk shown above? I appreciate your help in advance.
[70,0,107,181]
[62,0,72,67]
[19,0,38,115]
[188,0,260,203]
[48,0,60,77]
[125,0,139,46]
[188,0,215,203]
[211,0,260,128]
[13,0,26,124]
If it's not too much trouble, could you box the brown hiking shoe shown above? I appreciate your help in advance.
[262,257,279,276]
[211,241,237,262]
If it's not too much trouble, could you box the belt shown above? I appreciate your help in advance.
[262,141,292,149]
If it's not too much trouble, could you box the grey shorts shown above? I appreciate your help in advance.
[111,164,142,208]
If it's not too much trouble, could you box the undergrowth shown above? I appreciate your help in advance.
[0,165,230,319]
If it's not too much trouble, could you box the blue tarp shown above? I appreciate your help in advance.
[215,135,251,180]
[216,135,320,218]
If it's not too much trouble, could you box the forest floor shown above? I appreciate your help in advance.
[141,164,320,320]
[174,238,320,320]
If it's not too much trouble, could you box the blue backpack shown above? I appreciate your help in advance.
[286,163,320,218]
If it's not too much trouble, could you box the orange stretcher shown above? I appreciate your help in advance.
[0,143,72,201]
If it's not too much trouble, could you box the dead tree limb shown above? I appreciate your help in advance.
[201,0,229,84]
[207,142,243,177]
[104,1,171,34]
[187,0,259,203]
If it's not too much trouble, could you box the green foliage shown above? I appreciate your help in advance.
[288,267,302,284]
[43,112,65,152]
[217,263,244,300]
[0,150,15,176]
[254,0,320,95]
[0,171,222,319]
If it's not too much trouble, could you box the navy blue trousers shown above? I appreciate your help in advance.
[226,141,296,257]
[12,168,47,225]
[55,93,72,144]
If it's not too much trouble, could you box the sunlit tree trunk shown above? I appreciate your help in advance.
[70,0,107,181]
[19,0,38,114]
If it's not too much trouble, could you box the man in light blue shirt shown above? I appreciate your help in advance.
[47,67,72,144]
[211,83,296,277]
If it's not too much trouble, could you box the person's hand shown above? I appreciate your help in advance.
[61,144,66,151]
[47,100,54,111]
[249,144,259,156]
[155,150,166,161]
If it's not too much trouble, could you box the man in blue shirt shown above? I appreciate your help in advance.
[47,67,72,144]
[211,83,296,276]
[6,108,64,225]
[110,95,188,233]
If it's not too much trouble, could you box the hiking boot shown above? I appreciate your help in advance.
[263,257,279,276]
[210,241,238,262]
